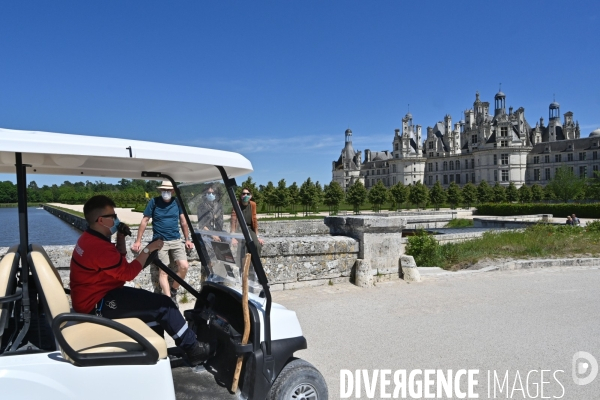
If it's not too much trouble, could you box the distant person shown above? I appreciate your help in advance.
[197,184,224,240]
[572,214,580,226]
[566,216,573,226]
[230,188,264,257]
[131,181,193,306]
[70,195,212,365]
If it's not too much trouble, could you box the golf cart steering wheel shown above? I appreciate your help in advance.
[144,249,159,269]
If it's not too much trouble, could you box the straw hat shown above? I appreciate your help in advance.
[157,181,174,190]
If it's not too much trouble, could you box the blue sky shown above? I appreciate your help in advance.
[1,1,599,188]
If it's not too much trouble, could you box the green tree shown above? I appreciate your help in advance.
[429,181,446,210]
[313,181,324,213]
[367,181,389,212]
[531,184,544,202]
[323,181,345,215]
[261,181,276,213]
[492,182,507,203]
[299,178,319,216]
[461,183,477,208]
[287,182,300,214]
[506,182,519,202]
[346,180,368,214]
[272,179,289,217]
[476,181,493,203]
[389,182,409,210]
[446,182,462,209]
[408,180,429,209]
[517,184,532,203]
[543,184,556,201]
[546,165,586,202]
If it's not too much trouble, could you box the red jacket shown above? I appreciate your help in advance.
[70,229,142,313]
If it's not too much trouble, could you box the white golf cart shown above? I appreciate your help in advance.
[0,128,327,400]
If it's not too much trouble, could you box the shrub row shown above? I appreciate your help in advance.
[476,203,600,218]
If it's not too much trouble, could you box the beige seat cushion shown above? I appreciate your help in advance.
[60,317,168,362]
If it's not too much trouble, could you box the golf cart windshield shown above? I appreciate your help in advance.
[177,182,263,294]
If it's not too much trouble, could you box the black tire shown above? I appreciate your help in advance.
[267,358,328,400]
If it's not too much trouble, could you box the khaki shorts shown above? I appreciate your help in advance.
[150,239,187,293]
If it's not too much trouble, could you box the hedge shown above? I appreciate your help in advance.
[476,203,600,218]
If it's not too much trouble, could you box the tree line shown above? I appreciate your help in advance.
[235,165,600,215]
[0,179,162,206]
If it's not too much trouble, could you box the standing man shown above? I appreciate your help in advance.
[70,195,212,365]
[132,181,193,306]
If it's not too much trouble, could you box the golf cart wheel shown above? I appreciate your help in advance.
[267,358,328,400]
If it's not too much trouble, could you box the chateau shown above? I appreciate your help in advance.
[332,91,600,190]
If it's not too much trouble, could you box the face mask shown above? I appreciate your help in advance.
[102,217,120,235]
[242,195,251,203]
[206,193,215,202]
[161,191,172,201]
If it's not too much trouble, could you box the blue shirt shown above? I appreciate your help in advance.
[143,197,183,241]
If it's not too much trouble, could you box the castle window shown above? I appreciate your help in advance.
[366,171,369,176]
[555,154,562,163]
[501,154,509,165]
[502,170,509,182]
[500,141,509,147]
[443,175,448,184]
[534,169,541,181]
[471,173,475,183]
[500,127,508,137]
[428,142,434,149]
[428,176,433,185]
[428,163,433,172]
[450,174,455,182]
[377,169,380,175]
[395,143,398,151]
[580,166,587,178]
[594,151,598,160]
[456,174,460,184]
[443,161,448,171]
[579,152,587,161]
[471,135,477,144]
[545,168,551,180]
[392,164,397,173]
[594,165,599,173]
[471,159,475,169]
[435,162,438,171]
[544,155,550,163]
[449,161,454,170]
[494,170,498,182]
[465,160,469,169]
[533,156,540,164]
[493,155,497,165]
[568,153,573,162]
[393,176,396,184]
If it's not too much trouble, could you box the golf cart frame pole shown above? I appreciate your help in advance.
[216,166,273,358]
[10,153,31,351]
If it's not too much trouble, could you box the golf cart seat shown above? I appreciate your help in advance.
[28,244,168,366]
[0,245,21,338]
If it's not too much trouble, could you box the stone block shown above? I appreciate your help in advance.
[354,259,374,288]
[400,255,421,282]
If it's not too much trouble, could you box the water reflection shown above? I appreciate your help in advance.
[0,207,82,247]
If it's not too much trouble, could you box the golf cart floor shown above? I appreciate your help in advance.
[171,358,238,399]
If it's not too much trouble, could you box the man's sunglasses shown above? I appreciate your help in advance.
[97,213,117,221]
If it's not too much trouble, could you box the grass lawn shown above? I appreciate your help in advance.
[421,224,600,270]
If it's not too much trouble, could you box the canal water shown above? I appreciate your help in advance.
[0,207,82,247]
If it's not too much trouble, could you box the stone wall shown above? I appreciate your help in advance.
[42,204,88,231]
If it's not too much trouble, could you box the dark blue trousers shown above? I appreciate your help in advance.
[98,286,197,351]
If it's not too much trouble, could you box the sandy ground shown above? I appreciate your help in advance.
[164,266,600,398]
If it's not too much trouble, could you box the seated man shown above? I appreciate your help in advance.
[70,195,211,365]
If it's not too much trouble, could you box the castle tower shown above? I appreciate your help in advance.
[494,90,506,117]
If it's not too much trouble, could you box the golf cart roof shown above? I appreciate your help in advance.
[0,127,253,182]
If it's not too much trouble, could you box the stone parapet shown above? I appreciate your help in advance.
[42,205,88,231]
[258,219,330,237]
